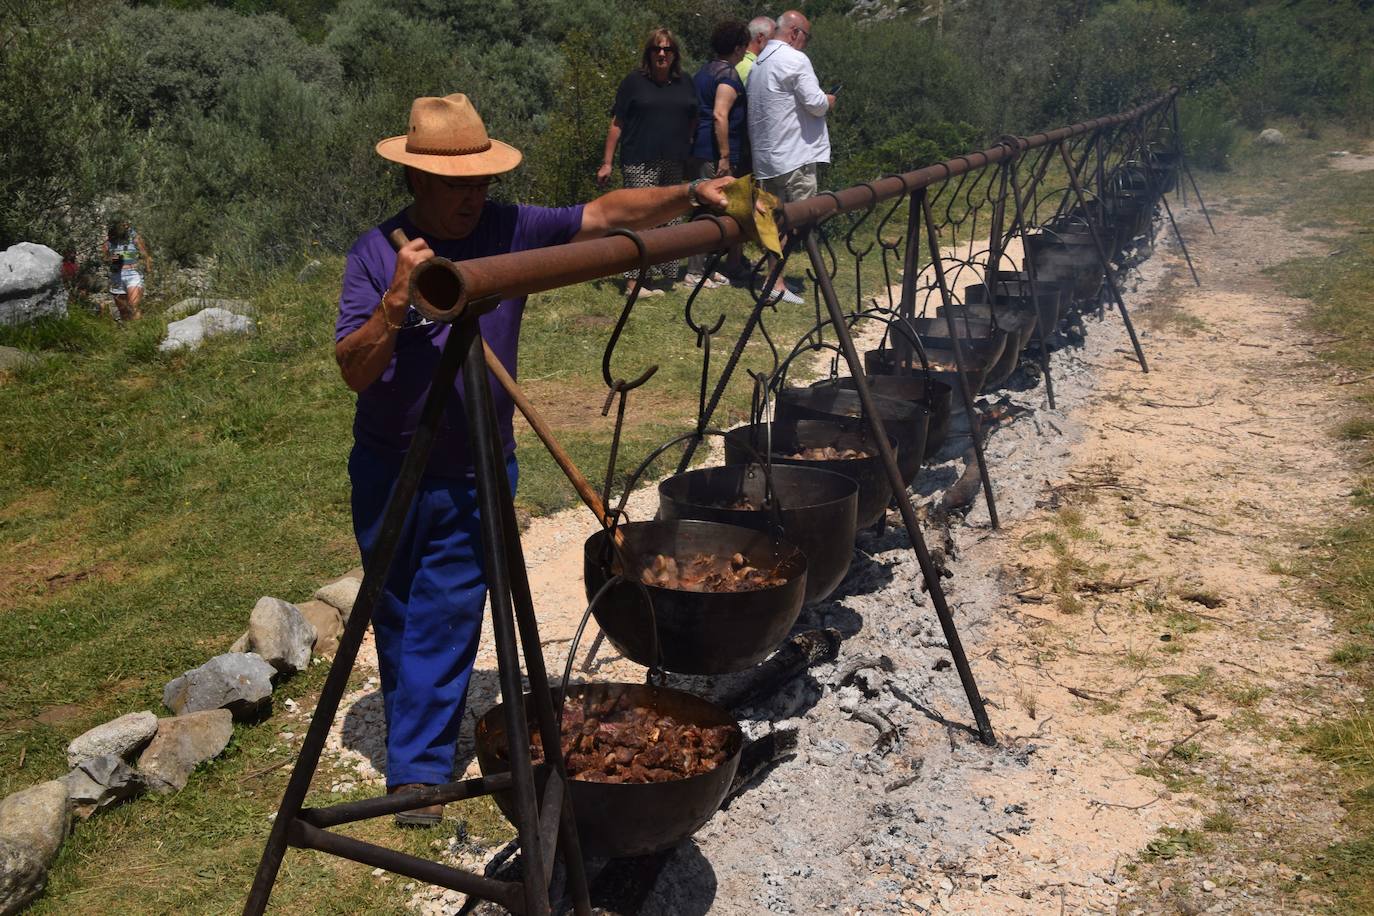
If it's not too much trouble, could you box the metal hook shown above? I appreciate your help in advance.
[600,228,660,396]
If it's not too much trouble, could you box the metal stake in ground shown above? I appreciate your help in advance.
[802,227,996,747]
[916,188,1000,529]
[1159,191,1202,287]
[1003,144,1058,410]
[1056,140,1150,373]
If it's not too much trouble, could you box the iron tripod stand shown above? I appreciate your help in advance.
[244,308,592,915]
[800,223,996,747]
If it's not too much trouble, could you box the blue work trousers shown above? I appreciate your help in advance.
[348,443,518,788]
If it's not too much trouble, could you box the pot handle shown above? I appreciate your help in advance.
[558,572,661,719]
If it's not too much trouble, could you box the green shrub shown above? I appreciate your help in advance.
[1178,88,1240,171]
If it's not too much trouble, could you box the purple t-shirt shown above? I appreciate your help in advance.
[336,202,585,475]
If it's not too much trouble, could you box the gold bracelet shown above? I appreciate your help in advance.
[379,298,405,332]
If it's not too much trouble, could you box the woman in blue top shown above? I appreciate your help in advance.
[686,20,751,287]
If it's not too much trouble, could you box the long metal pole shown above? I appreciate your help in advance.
[1056,141,1149,373]
[1159,192,1201,287]
[1005,154,1057,409]
[244,329,468,915]
[457,320,552,915]
[803,229,995,745]
[919,190,1000,529]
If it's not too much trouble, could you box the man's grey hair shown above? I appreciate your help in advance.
[777,10,807,33]
[747,16,775,40]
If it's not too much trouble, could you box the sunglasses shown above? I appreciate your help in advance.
[435,175,501,191]
[652,46,676,55]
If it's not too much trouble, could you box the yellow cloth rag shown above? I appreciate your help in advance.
[723,176,783,257]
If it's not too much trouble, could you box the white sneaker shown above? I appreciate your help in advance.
[683,273,722,289]
[767,287,804,305]
[633,285,665,298]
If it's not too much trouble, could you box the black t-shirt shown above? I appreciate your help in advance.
[611,70,699,165]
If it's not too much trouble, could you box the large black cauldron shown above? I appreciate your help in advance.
[905,315,1019,390]
[583,519,807,675]
[811,375,953,459]
[774,386,929,487]
[658,463,858,603]
[475,682,743,858]
[723,420,896,528]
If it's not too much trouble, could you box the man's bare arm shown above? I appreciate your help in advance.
[574,177,733,242]
[334,237,433,392]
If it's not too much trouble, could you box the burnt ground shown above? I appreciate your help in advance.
[293,180,1362,914]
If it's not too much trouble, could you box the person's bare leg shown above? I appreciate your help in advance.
[127,286,144,319]
[113,293,132,321]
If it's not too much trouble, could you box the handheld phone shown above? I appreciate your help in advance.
[829,83,843,94]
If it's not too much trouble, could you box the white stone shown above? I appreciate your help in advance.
[65,710,158,767]
[1257,128,1286,145]
[0,780,70,865]
[164,297,256,319]
[314,577,361,621]
[247,597,316,675]
[158,307,255,353]
[0,243,67,325]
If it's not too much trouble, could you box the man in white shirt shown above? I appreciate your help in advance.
[746,9,835,304]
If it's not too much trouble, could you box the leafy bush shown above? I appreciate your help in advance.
[1177,88,1240,171]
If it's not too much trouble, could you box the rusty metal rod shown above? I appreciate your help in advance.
[1056,141,1149,372]
[417,92,1178,321]
[803,228,996,746]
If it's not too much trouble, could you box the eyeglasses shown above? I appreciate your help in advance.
[652,46,676,55]
[435,175,501,191]
[792,26,810,39]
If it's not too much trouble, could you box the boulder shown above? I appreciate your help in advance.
[0,243,67,326]
[136,709,234,794]
[157,307,255,354]
[314,576,361,622]
[229,631,250,653]
[164,297,256,319]
[64,756,144,817]
[0,347,38,374]
[0,837,44,916]
[1258,128,1286,146]
[296,599,344,656]
[296,259,322,283]
[0,780,70,865]
[247,597,315,675]
[162,652,275,719]
[65,710,158,767]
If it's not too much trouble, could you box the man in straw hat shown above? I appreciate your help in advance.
[335,94,733,826]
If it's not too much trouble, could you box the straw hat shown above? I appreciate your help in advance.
[375,94,522,177]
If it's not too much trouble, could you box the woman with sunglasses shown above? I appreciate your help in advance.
[597,28,700,296]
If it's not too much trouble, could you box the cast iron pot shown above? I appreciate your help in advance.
[658,463,858,603]
[723,420,896,529]
[475,682,743,858]
[774,386,929,487]
[986,271,1072,323]
[583,519,807,675]
[962,282,1057,348]
[810,375,953,459]
[905,314,1019,390]
[864,337,1000,403]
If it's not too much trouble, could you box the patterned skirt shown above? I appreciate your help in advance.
[621,159,685,284]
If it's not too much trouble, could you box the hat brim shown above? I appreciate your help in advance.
[375,135,523,176]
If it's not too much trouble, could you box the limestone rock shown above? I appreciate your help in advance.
[0,780,70,865]
[65,710,158,767]
[157,307,255,353]
[0,837,44,916]
[136,709,234,794]
[0,347,39,374]
[296,599,344,656]
[229,631,250,654]
[296,259,322,283]
[314,576,361,622]
[162,652,275,719]
[64,756,144,817]
[247,597,315,674]
[0,243,67,327]
[1257,128,1286,145]
[164,296,256,319]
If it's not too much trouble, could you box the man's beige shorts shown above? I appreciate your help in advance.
[760,163,819,203]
